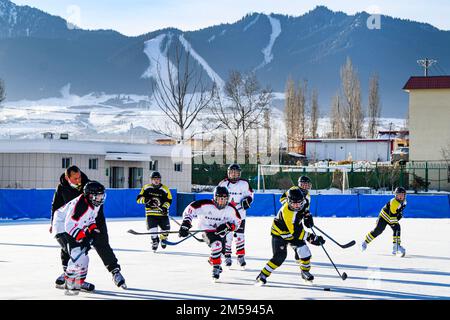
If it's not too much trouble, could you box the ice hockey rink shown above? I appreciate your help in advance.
[0,216,449,300]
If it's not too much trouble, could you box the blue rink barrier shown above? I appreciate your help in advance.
[0,188,177,220]
[0,189,448,220]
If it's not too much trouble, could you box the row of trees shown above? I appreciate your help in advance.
[0,79,5,106]
[330,57,381,139]
[285,57,382,146]
[148,42,382,161]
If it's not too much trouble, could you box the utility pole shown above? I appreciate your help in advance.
[417,58,437,76]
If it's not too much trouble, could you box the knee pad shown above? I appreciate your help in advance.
[296,245,311,260]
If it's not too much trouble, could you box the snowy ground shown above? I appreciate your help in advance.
[0,217,449,300]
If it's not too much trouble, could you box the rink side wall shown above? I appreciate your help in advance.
[0,189,449,220]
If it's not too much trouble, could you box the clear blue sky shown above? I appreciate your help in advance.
[12,0,450,36]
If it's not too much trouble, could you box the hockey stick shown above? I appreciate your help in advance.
[161,231,202,246]
[311,228,348,281]
[70,246,89,263]
[127,229,214,235]
[170,216,204,242]
[312,225,356,249]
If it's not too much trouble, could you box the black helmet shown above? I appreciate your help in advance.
[83,181,106,207]
[151,171,162,179]
[298,176,312,190]
[213,186,229,209]
[287,188,306,211]
[227,164,241,182]
[394,187,406,194]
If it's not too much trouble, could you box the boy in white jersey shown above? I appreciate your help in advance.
[179,186,241,281]
[217,164,254,269]
[52,181,106,295]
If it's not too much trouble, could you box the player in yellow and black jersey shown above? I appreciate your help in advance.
[256,188,325,285]
[280,176,315,266]
[361,187,407,257]
[136,171,173,252]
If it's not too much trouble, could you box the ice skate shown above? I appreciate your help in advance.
[301,270,314,284]
[80,281,95,293]
[112,269,127,289]
[255,273,267,286]
[55,273,66,289]
[211,265,221,282]
[151,241,159,253]
[224,255,232,269]
[393,244,406,257]
[237,255,246,270]
[64,281,80,296]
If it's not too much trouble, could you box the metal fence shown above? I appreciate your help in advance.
[192,161,450,192]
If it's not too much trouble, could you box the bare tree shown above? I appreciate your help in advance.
[296,80,308,144]
[284,77,299,152]
[368,74,381,138]
[210,70,272,163]
[151,40,216,143]
[310,88,319,138]
[330,93,344,138]
[0,79,5,105]
[340,57,363,138]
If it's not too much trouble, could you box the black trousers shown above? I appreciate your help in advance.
[369,217,401,240]
[59,207,120,273]
[270,236,307,266]
[146,215,170,242]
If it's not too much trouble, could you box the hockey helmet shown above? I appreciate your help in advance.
[298,175,312,190]
[394,187,406,202]
[213,186,229,209]
[227,163,241,182]
[83,181,106,207]
[287,188,307,211]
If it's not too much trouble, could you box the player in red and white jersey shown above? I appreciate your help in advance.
[217,164,254,269]
[178,186,241,281]
[52,181,105,295]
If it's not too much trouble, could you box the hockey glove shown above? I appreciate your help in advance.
[86,223,100,239]
[78,236,92,251]
[161,206,168,214]
[241,196,253,210]
[303,212,314,228]
[215,222,235,237]
[307,233,325,246]
[178,220,191,238]
[397,212,403,221]
[146,199,159,208]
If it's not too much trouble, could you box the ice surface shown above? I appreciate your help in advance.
[0,217,449,300]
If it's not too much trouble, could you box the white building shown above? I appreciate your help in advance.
[0,139,191,191]
[304,139,392,162]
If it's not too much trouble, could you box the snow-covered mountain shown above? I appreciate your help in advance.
[1,0,450,117]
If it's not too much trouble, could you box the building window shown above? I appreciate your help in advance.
[89,158,98,170]
[149,160,158,171]
[62,157,72,169]
[174,162,183,172]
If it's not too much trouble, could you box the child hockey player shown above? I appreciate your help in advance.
[136,171,173,252]
[178,186,241,282]
[256,188,325,285]
[361,187,407,257]
[218,164,254,269]
[52,181,106,295]
[280,175,315,268]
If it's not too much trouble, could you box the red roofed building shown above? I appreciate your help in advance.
[403,75,450,191]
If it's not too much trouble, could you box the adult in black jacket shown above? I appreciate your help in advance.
[50,166,126,289]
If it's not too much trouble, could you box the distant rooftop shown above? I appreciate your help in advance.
[403,76,450,90]
[0,139,190,158]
